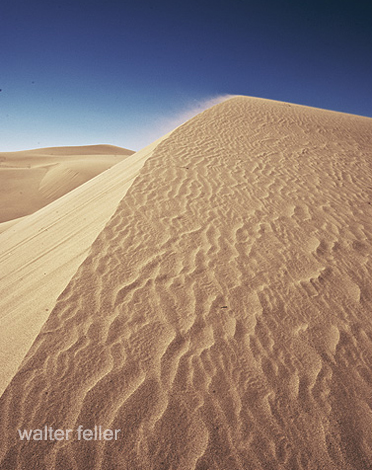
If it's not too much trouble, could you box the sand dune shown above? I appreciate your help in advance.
[0,97,372,469]
[0,144,134,229]
[0,135,170,397]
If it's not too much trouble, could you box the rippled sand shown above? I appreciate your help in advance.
[1,97,371,469]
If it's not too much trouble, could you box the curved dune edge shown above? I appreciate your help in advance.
[0,134,171,396]
[0,216,28,234]
[1,96,372,469]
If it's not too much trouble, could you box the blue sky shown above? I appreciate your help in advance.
[1,0,371,151]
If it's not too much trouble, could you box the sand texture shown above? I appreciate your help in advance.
[0,97,372,469]
[0,144,134,230]
[0,136,169,396]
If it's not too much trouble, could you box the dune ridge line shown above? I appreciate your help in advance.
[0,134,172,397]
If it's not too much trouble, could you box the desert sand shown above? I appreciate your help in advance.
[0,96,371,469]
[0,144,134,232]
[0,135,170,397]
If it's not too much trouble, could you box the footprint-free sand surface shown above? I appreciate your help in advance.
[0,136,169,397]
[0,144,134,232]
[0,96,371,469]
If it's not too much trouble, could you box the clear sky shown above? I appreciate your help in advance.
[1,0,371,151]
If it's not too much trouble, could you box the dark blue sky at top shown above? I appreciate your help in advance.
[1,0,371,151]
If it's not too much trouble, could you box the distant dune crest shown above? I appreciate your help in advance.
[0,144,134,229]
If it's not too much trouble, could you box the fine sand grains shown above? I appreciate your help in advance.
[0,97,372,469]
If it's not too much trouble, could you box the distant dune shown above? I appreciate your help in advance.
[0,144,134,231]
[0,97,371,469]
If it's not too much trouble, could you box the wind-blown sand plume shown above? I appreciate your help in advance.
[1,96,372,469]
[0,144,134,232]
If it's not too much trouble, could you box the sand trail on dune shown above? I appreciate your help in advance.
[1,97,372,469]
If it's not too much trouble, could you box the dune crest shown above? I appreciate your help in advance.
[1,97,372,469]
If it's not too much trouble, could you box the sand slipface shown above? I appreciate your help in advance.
[0,96,372,469]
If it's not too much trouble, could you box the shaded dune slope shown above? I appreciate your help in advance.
[1,97,372,469]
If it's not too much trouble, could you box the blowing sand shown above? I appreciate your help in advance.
[0,96,371,469]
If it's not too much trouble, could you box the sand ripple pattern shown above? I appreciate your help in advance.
[1,97,372,469]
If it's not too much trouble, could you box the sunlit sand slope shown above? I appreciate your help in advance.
[0,145,133,228]
[1,97,372,469]
[0,136,169,397]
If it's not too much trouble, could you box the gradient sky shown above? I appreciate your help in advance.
[1,0,371,151]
